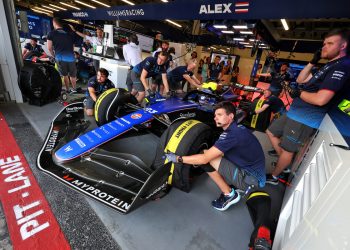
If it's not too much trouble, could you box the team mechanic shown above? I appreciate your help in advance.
[84,68,115,116]
[167,62,202,92]
[166,101,266,211]
[266,28,350,185]
[129,52,170,103]
[253,89,285,117]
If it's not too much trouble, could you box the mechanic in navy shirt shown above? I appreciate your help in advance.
[208,56,223,81]
[166,101,265,211]
[22,38,45,59]
[257,63,292,97]
[167,61,202,92]
[253,89,285,116]
[130,52,170,103]
[266,29,350,184]
[152,41,172,93]
[47,18,77,93]
[85,68,115,116]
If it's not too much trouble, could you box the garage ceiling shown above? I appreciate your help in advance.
[15,0,350,53]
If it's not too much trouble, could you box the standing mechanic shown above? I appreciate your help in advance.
[166,101,266,211]
[129,52,170,103]
[257,63,292,97]
[85,68,115,116]
[266,29,350,185]
[167,61,202,92]
[47,18,77,93]
[208,56,223,81]
[69,24,103,73]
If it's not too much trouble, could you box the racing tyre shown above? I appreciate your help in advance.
[94,88,138,126]
[153,119,213,192]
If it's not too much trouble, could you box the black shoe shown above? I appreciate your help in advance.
[211,189,241,211]
[254,226,272,250]
[268,149,278,157]
[265,174,279,185]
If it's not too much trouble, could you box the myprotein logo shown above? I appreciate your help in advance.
[199,1,249,14]
[72,12,89,17]
[66,106,84,113]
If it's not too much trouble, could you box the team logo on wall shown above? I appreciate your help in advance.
[131,113,142,119]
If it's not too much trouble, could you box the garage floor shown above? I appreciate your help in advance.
[0,101,284,250]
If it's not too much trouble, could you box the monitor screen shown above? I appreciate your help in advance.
[16,10,51,39]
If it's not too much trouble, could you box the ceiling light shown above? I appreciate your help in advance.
[213,25,227,29]
[42,5,59,11]
[33,7,53,13]
[210,46,216,49]
[220,49,226,52]
[165,19,182,28]
[245,45,253,48]
[233,25,248,29]
[49,4,67,10]
[75,0,96,8]
[233,38,244,41]
[121,0,135,5]
[60,3,81,10]
[239,42,250,45]
[65,19,80,24]
[249,39,255,42]
[239,31,253,35]
[222,30,234,34]
[161,0,169,2]
[33,9,50,15]
[281,19,289,30]
[91,0,110,7]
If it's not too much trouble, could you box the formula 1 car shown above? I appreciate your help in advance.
[37,83,262,214]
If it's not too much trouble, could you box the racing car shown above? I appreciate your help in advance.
[37,83,262,214]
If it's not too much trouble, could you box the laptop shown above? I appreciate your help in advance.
[104,46,115,59]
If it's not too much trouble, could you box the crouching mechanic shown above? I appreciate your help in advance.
[167,62,202,92]
[129,51,170,103]
[166,101,266,211]
[84,68,115,116]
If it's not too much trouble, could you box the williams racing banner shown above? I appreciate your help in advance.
[55,0,350,21]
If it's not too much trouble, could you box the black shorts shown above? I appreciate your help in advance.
[218,157,259,191]
[130,71,145,92]
[268,114,315,152]
[84,96,95,109]
[56,61,77,77]
[168,77,182,91]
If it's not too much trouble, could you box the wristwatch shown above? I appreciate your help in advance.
[177,156,183,163]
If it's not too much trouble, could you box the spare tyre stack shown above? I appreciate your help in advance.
[19,61,62,106]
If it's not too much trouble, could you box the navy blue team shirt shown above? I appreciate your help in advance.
[167,66,193,82]
[288,57,350,129]
[47,28,75,62]
[208,63,222,79]
[214,122,266,187]
[265,95,285,113]
[24,43,44,54]
[132,56,167,78]
[86,76,115,97]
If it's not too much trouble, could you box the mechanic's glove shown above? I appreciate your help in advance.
[285,85,301,99]
[49,56,56,64]
[310,49,322,65]
[147,89,155,98]
[164,92,172,99]
[165,152,178,163]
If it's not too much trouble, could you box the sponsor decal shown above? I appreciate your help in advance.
[131,113,142,119]
[180,112,196,118]
[106,9,144,17]
[120,118,131,124]
[144,107,158,114]
[44,129,59,152]
[115,120,125,127]
[72,12,89,17]
[338,99,350,116]
[65,106,84,113]
[107,123,117,130]
[63,146,73,153]
[0,113,70,249]
[65,177,131,211]
[75,138,86,148]
[199,1,249,14]
[91,130,102,139]
[145,183,167,200]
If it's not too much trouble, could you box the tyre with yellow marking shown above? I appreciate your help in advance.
[153,119,213,192]
[94,88,137,126]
